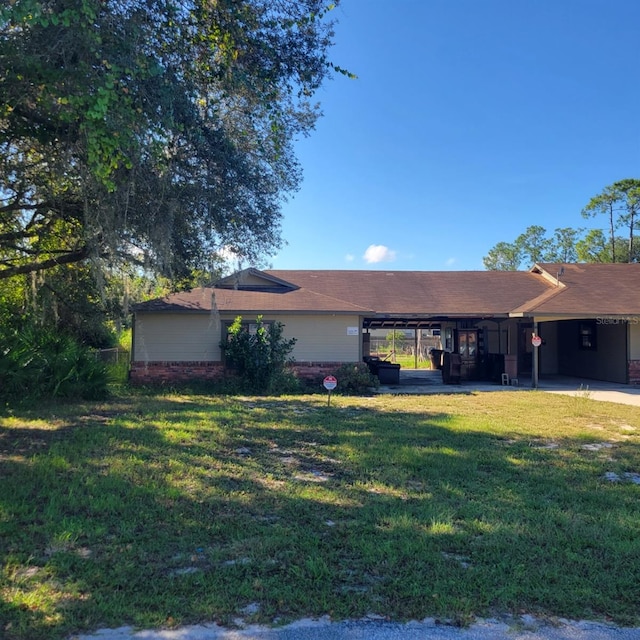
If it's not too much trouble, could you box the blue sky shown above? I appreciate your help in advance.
[270,0,640,272]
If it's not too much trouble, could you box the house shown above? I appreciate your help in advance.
[130,263,640,386]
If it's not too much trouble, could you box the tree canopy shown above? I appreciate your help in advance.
[581,178,640,263]
[483,179,640,270]
[482,225,585,271]
[0,0,345,282]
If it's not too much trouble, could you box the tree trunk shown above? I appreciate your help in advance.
[609,202,616,262]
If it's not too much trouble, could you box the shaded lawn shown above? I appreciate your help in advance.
[1,390,639,639]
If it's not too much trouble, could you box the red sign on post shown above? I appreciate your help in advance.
[323,375,338,391]
[531,335,542,348]
[323,375,337,406]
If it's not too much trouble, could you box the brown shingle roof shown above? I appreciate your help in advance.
[263,270,553,316]
[133,264,640,318]
[134,269,553,317]
[520,263,640,316]
[134,288,215,313]
[210,285,372,314]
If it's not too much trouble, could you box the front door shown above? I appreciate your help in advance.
[457,330,478,379]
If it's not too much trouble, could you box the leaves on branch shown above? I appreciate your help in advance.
[0,0,346,281]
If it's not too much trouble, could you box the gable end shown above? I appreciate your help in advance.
[215,268,299,292]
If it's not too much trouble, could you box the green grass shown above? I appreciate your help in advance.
[1,390,640,639]
[372,353,433,369]
[390,354,433,369]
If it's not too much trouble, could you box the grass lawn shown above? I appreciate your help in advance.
[1,389,640,639]
[371,353,433,369]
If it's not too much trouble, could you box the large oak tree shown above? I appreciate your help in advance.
[0,0,344,281]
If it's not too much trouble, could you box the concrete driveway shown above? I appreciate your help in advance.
[374,370,640,407]
[536,377,640,407]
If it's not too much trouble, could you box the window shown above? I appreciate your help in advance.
[578,321,597,350]
[221,318,274,365]
[223,319,273,341]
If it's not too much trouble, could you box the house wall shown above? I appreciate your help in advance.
[627,321,640,384]
[130,311,362,384]
[507,322,519,356]
[539,321,559,375]
[629,322,640,359]
[557,320,627,383]
[133,312,222,362]
[223,272,275,287]
[270,314,362,363]
[133,312,362,364]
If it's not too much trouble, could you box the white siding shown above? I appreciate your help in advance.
[268,314,362,362]
[134,313,222,362]
[134,312,363,363]
[216,313,362,362]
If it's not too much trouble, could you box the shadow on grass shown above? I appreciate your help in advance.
[1,394,639,639]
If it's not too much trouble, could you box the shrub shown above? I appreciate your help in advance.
[0,324,109,402]
[220,315,297,393]
[334,362,378,395]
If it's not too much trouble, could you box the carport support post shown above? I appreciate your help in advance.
[532,321,539,389]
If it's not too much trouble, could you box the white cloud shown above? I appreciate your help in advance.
[345,253,355,262]
[363,244,397,264]
[445,257,456,266]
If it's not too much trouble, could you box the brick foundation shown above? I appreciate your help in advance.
[629,360,640,385]
[129,361,225,385]
[291,362,345,381]
[129,361,348,386]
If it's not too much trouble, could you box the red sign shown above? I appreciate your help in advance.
[323,375,338,390]
[531,335,542,348]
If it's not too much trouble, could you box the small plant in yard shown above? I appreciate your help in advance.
[571,384,594,415]
[334,362,378,394]
[1,391,640,640]
[576,383,592,399]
